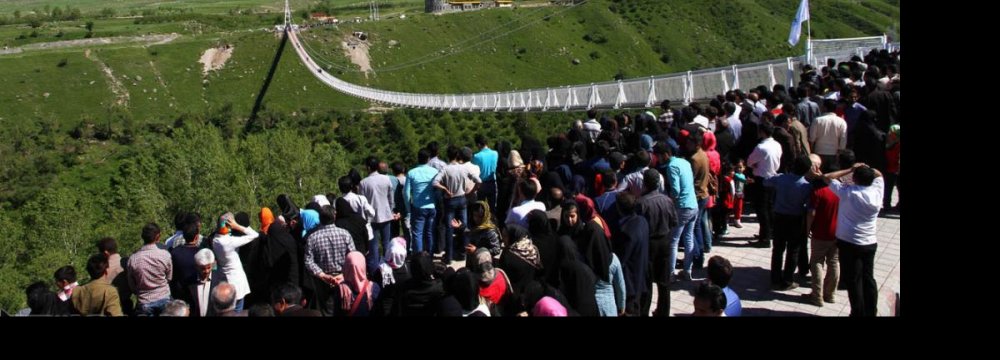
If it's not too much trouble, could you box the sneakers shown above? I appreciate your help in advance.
[823,296,836,304]
[733,221,743,228]
[801,293,823,307]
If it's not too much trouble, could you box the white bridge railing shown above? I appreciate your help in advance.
[284,2,896,112]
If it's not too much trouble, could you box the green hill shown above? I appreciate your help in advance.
[0,0,898,312]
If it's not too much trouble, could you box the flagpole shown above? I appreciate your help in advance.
[806,3,812,65]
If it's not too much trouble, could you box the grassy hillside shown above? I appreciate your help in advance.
[0,0,899,313]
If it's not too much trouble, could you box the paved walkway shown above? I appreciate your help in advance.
[446,193,901,317]
[655,204,900,317]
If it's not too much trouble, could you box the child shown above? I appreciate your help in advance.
[731,159,748,228]
[714,161,736,237]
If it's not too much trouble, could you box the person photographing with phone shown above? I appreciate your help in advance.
[212,212,258,312]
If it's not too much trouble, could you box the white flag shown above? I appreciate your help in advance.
[788,0,810,46]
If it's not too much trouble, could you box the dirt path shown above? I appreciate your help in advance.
[342,35,372,78]
[85,52,130,108]
[19,34,180,52]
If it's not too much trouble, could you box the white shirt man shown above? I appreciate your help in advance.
[748,136,782,180]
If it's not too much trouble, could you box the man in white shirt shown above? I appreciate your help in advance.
[505,180,547,227]
[818,163,883,317]
[809,99,848,173]
[433,145,482,264]
[583,109,602,142]
[747,122,782,248]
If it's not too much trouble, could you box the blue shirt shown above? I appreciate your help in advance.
[663,157,698,210]
[843,102,868,136]
[723,286,742,317]
[405,165,439,210]
[472,147,499,181]
[765,174,812,216]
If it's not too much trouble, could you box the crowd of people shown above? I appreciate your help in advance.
[15,49,899,317]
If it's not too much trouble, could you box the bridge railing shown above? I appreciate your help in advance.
[287,16,895,112]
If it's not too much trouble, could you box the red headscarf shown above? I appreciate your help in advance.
[574,194,612,239]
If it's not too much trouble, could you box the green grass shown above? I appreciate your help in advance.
[0,0,310,16]
[0,0,900,313]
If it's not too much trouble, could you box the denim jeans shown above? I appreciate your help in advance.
[410,207,437,254]
[234,298,245,312]
[136,297,171,316]
[669,207,698,274]
[368,221,392,270]
[443,196,468,262]
[478,179,498,214]
[695,197,713,256]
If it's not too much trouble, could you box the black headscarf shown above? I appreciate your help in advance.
[410,252,436,283]
[526,209,557,279]
[276,194,299,222]
[335,197,369,254]
[264,221,299,285]
[449,269,481,312]
[575,218,612,283]
[558,201,585,237]
[556,239,599,317]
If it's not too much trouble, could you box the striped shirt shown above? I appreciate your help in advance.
[127,243,173,305]
[305,225,356,276]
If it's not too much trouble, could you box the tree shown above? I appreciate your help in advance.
[100,8,116,18]
[85,21,94,32]
[51,6,63,20]
[13,10,20,20]
[67,8,81,21]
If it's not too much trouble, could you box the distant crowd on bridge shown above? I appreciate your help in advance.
[16,48,899,317]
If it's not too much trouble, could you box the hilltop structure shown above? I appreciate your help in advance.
[425,0,514,14]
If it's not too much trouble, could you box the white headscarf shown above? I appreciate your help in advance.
[312,194,331,207]
[379,237,407,286]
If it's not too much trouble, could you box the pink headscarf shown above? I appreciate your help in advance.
[532,296,568,317]
[339,251,372,312]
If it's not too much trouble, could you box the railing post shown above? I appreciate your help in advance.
[786,57,795,88]
[721,70,729,94]
[587,83,599,110]
[645,77,656,108]
[543,88,551,111]
[684,71,693,105]
[732,65,740,90]
[614,80,626,109]
[768,64,777,88]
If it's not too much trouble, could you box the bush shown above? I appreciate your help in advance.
[57,58,68,67]
[589,51,602,60]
